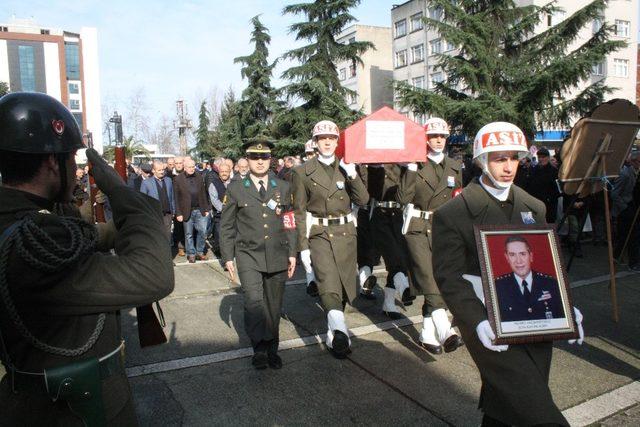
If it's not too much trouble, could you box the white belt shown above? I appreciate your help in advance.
[374,201,403,209]
[311,213,355,226]
[409,209,433,220]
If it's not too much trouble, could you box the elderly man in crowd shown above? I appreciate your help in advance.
[232,158,250,181]
[174,158,210,263]
[208,162,232,256]
[140,161,176,241]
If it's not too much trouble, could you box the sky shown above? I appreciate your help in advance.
[3,0,396,132]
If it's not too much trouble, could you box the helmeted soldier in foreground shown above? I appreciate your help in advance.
[292,120,369,358]
[396,117,463,354]
[432,121,584,426]
[0,92,174,425]
[220,140,297,370]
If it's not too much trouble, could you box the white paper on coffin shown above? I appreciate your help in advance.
[365,120,405,150]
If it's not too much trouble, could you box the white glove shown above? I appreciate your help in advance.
[300,249,312,274]
[568,306,584,345]
[476,320,509,352]
[462,274,485,306]
[406,163,418,172]
[339,158,357,179]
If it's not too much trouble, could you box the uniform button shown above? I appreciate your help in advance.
[443,195,447,198]
[262,213,267,218]
[244,203,248,207]
[342,232,346,236]
[262,203,266,207]
[384,175,388,178]
[327,198,331,201]
[264,235,269,239]
[339,196,344,200]
[527,308,532,313]
[264,224,268,228]
[329,233,333,237]
[313,182,317,186]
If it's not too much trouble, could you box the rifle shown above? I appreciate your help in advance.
[113,140,168,348]
[85,133,106,222]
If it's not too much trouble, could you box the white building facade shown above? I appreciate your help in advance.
[390,0,638,136]
[336,25,394,114]
[0,18,103,154]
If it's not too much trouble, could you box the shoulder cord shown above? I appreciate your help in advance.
[0,214,106,358]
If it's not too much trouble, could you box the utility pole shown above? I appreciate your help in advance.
[174,99,192,156]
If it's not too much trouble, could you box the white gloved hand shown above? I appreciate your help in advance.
[476,320,509,352]
[339,158,357,179]
[568,306,584,345]
[406,163,418,172]
[300,249,312,274]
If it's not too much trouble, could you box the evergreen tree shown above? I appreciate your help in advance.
[213,88,243,160]
[194,100,216,159]
[275,0,374,151]
[394,0,626,139]
[0,81,9,97]
[234,15,280,140]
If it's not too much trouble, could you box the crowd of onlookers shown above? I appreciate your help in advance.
[73,146,639,271]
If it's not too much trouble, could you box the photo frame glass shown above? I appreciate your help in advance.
[475,225,578,344]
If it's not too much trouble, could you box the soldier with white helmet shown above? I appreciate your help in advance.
[291,120,369,358]
[431,121,584,426]
[396,117,463,354]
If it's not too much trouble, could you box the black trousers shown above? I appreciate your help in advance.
[237,268,287,354]
[614,204,640,266]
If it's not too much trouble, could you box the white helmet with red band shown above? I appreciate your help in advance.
[473,121,528,160]
[304,139,317,153]
[424,117,449,136]
[312,120,340,139]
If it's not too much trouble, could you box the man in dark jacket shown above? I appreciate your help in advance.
[528,147,560,223]
[173,158,210,262]
[140,161,175,240]
[0,92,174,426]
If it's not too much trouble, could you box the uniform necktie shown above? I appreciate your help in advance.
[259,180,266,198]
[522,280,531,301]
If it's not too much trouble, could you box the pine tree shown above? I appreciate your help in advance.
[213,88,243,160]
[275,0,374,151]
[194,100,216,159]
[394,0,626,140]
[234,15,280,141]
[0,81,9,97]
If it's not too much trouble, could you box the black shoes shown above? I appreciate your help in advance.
[267,353,282,369]
[252,352,268,370]
[420,342,443,355]
[360,276,377,300]
[443,334,464,353]
[383,310,403,320]
[402,289,415,306]
[330,331,351,359]
[306,281,319,297]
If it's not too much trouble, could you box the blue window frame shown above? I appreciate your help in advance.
[65,43,80,79]
[18,45,36,91]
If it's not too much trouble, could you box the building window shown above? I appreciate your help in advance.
[410,13,423,32]
[69,83,80,94]
[348,37,356,44]
[394,19,407,38]
[348,92,357,105]
[414,113,425,125]
[339,68,346,81]
[412,76,425,89]
[349,60,356,77]
[615,20,630,38]
[591,62,604,76]
[69,99,80,110]
[593,16,604,34]
[612,59,628,77]
[411,44,424,63]
[428,7,443,22]
[0,26,8,32]
[430,39,442,55]
[65,42,80,80]
[18,45,36,92]
[394,80,408,100]
[40,29,50,35]
[445,40,456,51]
[73,112,83,132]
[430,72,444,88]
[395,50,408,68]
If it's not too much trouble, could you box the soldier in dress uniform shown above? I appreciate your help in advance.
[302,139,320,298]
[496,236,565,322]
[292,120,369,358]
[396,117,463,354]
[355,164,381,301]
[359,164,412,317]
[431,121,584,426]
[0,92,174,426]
[220,140,297,370]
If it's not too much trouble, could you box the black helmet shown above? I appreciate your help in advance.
[0,92,85,154]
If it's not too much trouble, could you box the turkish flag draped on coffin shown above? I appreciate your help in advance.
[336,106,426,163]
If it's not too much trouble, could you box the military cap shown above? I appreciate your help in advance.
[242,139,275,154]
[537,147,550,157]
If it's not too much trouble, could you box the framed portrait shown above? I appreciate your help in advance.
[474,225,579,345]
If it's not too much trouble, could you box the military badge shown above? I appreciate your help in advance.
[447,175,455,188]
[267,199,278,210]
[336,181,345,190]
[520,211,535,224]
[51,119,65,135]
[282,211,296,230]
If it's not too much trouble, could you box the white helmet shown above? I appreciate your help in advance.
[304,139,317,153]
[424,117,449,136]
[473,121,528,190]
[473,121,528,160]
[312,120,340,139]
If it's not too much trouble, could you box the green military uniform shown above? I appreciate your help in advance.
[432,179,568,426]
[291,157,369,310]
[0,174,174,426]
[396,156,462,315]
[361,164,408,280]
[220,171,296,357]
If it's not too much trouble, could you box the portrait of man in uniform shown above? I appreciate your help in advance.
[495,235,565,323]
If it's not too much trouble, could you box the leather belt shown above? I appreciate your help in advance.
[311,213,354,226]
